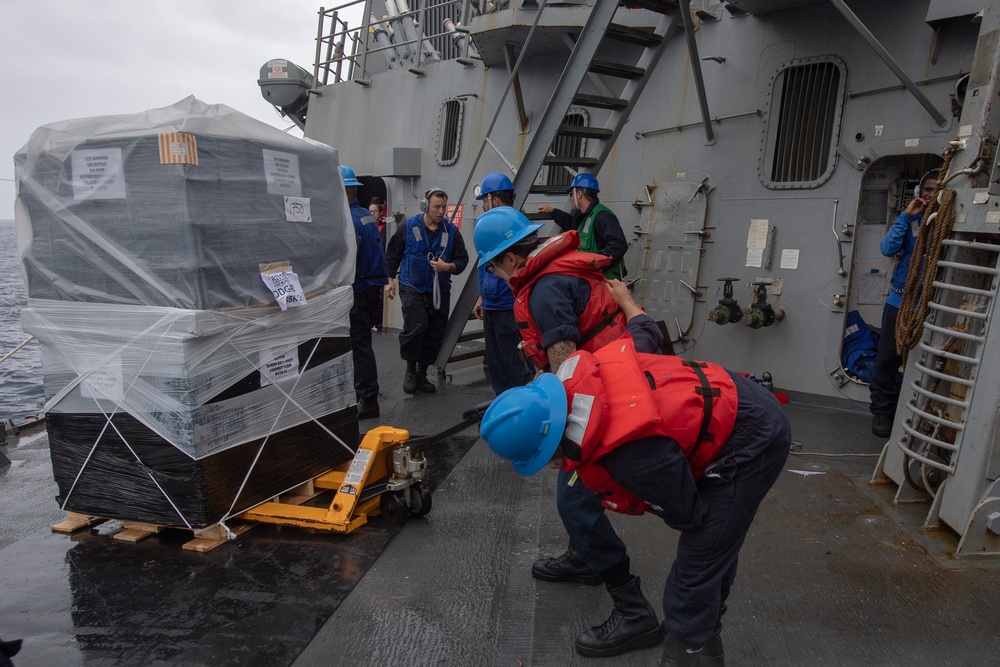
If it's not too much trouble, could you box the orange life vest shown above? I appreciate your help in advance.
[511,231,627,370]
[557,335,738,515]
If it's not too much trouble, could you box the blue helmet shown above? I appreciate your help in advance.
[481,373,568,476]
[476,172,514,200]
[566,172,599,193]
[474,206,543,267]
[341,165,363,187]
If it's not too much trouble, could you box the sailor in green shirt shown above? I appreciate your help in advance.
[537,172,628,279]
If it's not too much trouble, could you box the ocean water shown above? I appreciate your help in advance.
[0,218,44,420]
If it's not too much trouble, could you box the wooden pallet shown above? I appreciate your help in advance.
[49,480,322,552]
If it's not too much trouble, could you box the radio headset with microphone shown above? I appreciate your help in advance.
[420,186,446,213]
[914,168,940,200]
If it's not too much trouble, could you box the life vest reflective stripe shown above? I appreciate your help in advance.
[559,335,738,515]
[511,231,627,370]
[399,214,456,292]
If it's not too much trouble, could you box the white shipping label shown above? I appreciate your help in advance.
[345,449,373,485]
[259,349,300,387]
[81,358,124,402]
[261,268,307,310]
[72,147,126,200]
[284,196,312,222]
[262,149,302,196]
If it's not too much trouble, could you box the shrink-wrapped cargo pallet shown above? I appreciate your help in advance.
[14,97,360,529]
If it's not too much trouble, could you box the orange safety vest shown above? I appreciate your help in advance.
[558,335,738,515]
[511,231,627,370]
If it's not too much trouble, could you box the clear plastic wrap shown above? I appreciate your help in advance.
[13,98,361,527]
[14,95,355,309]
[22,288,354,459]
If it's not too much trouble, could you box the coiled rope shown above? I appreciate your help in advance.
[895,149,957,356]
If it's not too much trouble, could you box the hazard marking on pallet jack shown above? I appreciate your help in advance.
[339,485,357,495]
[344,449,373,486]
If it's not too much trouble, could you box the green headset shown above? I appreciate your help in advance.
[420,186,447,212]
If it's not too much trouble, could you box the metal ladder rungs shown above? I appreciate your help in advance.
[918,341,981,366]
[606,23,663,47]
[528,184,573,196]
[928,301,989,319]
[542,156,600,168]
[930,280,996,299]
[910,382,971,410]
[573,92,629,110]
[913,361,975,388]
[942,238,1000,253]
[589,59,646,79]
[936,259,1000,275]
[621,0,679,13]
[908,403,966,432]
[923,321,985,343]
[900,421,961,453]
[556,124,614,139]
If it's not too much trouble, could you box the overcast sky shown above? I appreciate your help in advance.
[0,1,363,218]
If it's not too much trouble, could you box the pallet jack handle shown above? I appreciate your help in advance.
[405,400,494,454]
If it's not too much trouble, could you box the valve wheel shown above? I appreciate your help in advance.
[409,483,433,518]
[379,491,409,525]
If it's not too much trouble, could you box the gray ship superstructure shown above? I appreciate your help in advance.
[260,0,1000,554]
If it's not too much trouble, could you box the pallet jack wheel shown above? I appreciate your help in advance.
[409,483,433,518]
[380,491,409,525]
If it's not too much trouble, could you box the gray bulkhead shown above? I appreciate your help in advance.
[303,0,978,405]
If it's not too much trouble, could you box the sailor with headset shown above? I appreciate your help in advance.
[384,186,469,394]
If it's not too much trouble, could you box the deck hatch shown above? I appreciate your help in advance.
[760,56,846,189]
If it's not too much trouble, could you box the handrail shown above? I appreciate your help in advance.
[314,0,484,84]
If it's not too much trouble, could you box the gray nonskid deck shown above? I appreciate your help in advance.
[295,402,1000,667]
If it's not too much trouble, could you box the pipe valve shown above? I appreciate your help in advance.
[708,278,743,325]
[742,282,783,329]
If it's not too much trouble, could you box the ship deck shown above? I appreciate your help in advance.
[2,330,999,666]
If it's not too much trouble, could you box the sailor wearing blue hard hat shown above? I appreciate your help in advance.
[481,279,791,666]
[471,173,532,394]
[341,165,388,419]
[537,172,629,280]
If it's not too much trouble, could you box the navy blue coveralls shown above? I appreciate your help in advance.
[603,314,792,646]
[529,275,632,575]
[349,198,389,401]
[385,214,469,368]
[478,265,531,394]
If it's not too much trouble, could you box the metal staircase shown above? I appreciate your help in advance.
[435,0,683,370]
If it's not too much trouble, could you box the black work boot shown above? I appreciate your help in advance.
[415,365,436,393]
[357,396,379,419]
[403,361,417,394]
[701,603,726,667]
[661,631,705,666]
[531,544,601,585]
[574,576,664,657]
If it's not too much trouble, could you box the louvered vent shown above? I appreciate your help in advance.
[544,110,589,188]
[761,57,846,189]
[436,98,464,166]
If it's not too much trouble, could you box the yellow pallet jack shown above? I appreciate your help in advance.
[241,403,490,534]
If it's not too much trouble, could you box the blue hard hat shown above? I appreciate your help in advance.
[566,172,599,193]
[473,206,543,267]
[476,172,514,200]
[481,373,568,476]
[341,165,363,187]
